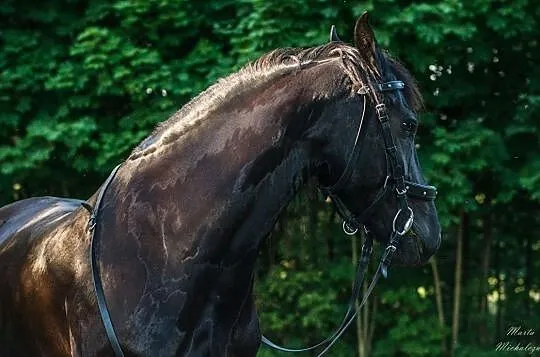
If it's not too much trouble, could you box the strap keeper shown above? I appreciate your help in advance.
[375,103,388,122]
[380,244,397,278]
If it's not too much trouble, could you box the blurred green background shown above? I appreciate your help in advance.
[1,0,539,356]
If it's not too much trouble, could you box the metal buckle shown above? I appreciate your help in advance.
[385,244,397,256]
[392,207,414,236]
[342,221,358,235]
[395,185,407,196]
[88,214,96,232]
[357,86,369,95]
[375,103,388,121]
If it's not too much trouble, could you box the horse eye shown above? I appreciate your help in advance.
[401,121,417,132]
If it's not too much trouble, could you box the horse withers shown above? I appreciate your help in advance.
[0,13,440,357]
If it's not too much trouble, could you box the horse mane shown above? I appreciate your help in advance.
[129,42,422,160]
[377,52,424,112]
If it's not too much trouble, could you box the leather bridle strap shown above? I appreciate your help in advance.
[262,225,403,356]
[262,235,373,353]
[403,182,437,200]
[83,164,125,357]
[262,82,398,355]
[262,79,436,355]
[377,80,405,92]
[314,231,399,356]
[321,82,437,234]
[319,97,367,195]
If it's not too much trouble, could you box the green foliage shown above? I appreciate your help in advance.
[1,0,539,356]
[373,287,446,357]
[256,257,352,334]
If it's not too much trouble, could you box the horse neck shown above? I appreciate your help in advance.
[90,69,342,350]
[110,72,331,273]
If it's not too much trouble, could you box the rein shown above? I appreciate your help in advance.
[83,78,437,357]
[261,80,437,355]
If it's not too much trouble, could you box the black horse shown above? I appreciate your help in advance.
[0,14,440,357]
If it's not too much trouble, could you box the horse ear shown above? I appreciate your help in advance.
[354,12,378,65]
[329,25,341,42]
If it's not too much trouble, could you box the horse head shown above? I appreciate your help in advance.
[317,13,441,267]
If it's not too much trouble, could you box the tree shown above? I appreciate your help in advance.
[1,1,538,356]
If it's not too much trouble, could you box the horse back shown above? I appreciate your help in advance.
[0,196,85,356]
[0,196,82,252]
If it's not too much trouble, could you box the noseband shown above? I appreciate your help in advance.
[261,80,437,355]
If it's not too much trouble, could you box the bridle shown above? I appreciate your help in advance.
[261,79,437,355]
[82,79,437,357]
[323,79,437,241]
